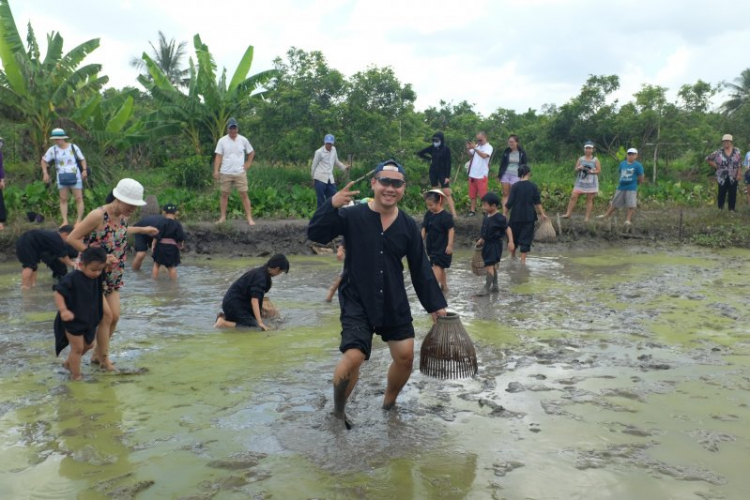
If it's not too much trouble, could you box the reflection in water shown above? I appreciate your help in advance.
[0,247,749,498]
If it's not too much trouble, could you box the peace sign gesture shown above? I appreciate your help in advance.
[331,182,360,208]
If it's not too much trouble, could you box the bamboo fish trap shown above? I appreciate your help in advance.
[420,312,478,379]
[534,217,556,243]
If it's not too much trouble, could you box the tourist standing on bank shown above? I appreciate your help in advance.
[597,148,644,225]
[706,134,742,212]
[466,132,493,217]
[41,128,88,227]
[743,144,750,208]
[311,134,350,209]
[417,131,456,216]
[0,137,6,231]
[561,141,601,222]
[497,135,528,209]
[213,118,256,225]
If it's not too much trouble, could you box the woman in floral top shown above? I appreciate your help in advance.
[706,134,743,212]
[67,179,159,371]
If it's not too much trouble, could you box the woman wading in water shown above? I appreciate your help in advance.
[67,179,158,370]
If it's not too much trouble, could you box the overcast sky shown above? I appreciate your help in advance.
[11,0,750,115]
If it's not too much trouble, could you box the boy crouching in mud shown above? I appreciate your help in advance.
[53,247,107,380]
[307,160,447,429]
[214,254,289,331]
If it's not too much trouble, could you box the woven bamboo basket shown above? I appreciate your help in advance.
[420,312,478,379]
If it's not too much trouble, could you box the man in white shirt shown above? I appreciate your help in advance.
[465,132,493,216]
[311,134,349,209]
[213,118,256,225]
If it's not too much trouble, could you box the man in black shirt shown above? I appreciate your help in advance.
[308,160,447,429]
[417,132,456,216]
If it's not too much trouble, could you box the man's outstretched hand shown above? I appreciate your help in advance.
[331,182,361,208]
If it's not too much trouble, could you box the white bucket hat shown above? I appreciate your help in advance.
[50,128,69,140]
[112,178,147,206]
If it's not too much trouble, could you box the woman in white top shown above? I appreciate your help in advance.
[562,141,601,222]
[41,128,88,226]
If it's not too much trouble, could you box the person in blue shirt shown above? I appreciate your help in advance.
[598,148,645,225]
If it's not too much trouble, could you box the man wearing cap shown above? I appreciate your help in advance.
[598,148,644,225]
[213,118,256,225]
[311,134,350,209]
[706,134,742,212]
[41,128,88,227]
[0,136,6,230]
[465,132,493,217]
[308,160,447,429]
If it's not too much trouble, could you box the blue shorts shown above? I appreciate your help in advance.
[57,179,83,190]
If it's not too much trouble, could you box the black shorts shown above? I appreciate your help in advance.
[510,221,535,253]
[15,235,40,271]
[339,288,414,360]
[429,169,450,189]
[54,316,96,356]
[223,299,259,328]
[482,241,502,266]
[429,253,452,269]
[134,234,154,253]
[153,244,181,268]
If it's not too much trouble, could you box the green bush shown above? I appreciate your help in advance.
[164,155,213,190]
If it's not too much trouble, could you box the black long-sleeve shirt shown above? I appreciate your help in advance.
[417,144,452,181]
[308,200,447,328]
[505,180,541,223]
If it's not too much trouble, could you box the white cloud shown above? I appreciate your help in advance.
[8,0,750,115]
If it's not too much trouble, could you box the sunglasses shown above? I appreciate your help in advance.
[375,177,406,188]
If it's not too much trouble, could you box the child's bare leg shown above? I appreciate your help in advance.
[477,266,494,296]
[168,267,178,280]
[152,263,160,280]
[441,268,449,292]
[214,313,237,328]
[31,270,37,287]
[65,332,85,380]
[21,268,35,289]
[520,252,527,265]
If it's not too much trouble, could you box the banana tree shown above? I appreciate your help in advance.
[137,34,277,154]
[0,0,108,157]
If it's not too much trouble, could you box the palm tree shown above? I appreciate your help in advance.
[721,68,750,115]
[138,34,277,154]
[0,0,108,155]
[130,31,189,88]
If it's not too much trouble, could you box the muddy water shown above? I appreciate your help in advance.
[1,245,749,499]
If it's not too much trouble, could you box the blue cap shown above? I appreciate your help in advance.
[374,159,406,177]
[324,134,335,144]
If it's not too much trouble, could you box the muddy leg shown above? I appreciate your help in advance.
[332,348,365,429]
[491,265,500,291]
[477,267,494,296]
[65,331,85,381]
[383,338,414,410]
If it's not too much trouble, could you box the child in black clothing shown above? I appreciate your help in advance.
[53,247,107,380]
[16,225,77,289]
[214,254,290,331]
[505,164,548,265]
[152,204,185,280]
[421,190,455,292]
[476,193,514,296]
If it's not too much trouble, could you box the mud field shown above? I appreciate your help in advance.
[1,243,749,499]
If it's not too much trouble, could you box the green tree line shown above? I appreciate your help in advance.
[2,0,750,220]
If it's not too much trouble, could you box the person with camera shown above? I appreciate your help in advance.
[41,128,88,227]
[561,141,601,221]
[706,134,742,212]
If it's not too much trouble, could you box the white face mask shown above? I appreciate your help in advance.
[433,141,441,148]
